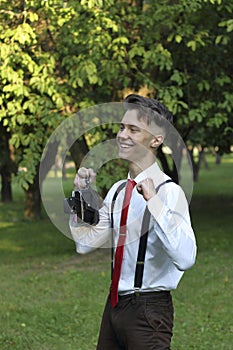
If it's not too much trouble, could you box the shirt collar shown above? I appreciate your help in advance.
[128,162,169,189]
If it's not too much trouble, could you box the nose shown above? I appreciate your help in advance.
[117,128,129,140]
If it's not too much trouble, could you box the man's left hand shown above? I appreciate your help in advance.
[136,178,156,201]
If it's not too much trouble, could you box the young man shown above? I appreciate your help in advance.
[69,94,197,350]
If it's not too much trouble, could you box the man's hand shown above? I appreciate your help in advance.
[74,167,96,190]
[136,178,156,201]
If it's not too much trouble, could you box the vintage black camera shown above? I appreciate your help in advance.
[64,190,99,225]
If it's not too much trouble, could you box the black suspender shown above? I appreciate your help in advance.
[111,178,173,289]
[134,179,173,289]
[155,179,173,193]
[134,206,151,289]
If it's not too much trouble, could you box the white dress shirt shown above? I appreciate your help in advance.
[69,162,197,293]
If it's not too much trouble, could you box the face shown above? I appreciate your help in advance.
[116,109,163,164]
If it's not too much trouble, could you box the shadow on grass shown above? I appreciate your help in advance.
[0,218,71,260]
[191,195,233,255]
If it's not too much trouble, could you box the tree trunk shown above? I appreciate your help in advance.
[198,148,209,170]
[157,145,179,184]
[24,165,41,219]
[0,124,16,202]
[1,167,12,202]
[69,136,89,170]
[189,148,199,182]
[189,147,209,182]
[39,141,59,184]
[215,152,221,164]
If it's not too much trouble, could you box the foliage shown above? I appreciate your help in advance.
[141,0,233,152]
[0,0,232,214]
[0,1,68,191]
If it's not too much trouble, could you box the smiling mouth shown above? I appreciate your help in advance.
[118,143,133,150]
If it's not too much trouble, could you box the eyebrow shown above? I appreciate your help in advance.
[120,123,141,129]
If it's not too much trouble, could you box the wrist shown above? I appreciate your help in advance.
[73,185,89,193]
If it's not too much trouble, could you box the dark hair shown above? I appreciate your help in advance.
[123,94,173,127]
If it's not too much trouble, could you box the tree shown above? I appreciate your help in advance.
[0,1,68,217]
[0,124,16,202]
[0,0,232,218]
[127,0,233,179]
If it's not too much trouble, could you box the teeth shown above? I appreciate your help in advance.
[120,144,131,148]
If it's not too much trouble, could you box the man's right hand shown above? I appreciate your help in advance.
[74,167,96,190]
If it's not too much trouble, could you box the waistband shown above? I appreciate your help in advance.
[118,290,171,301]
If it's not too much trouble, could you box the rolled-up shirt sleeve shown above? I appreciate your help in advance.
[69,183,123,254]
[147,183,197,271]
[69,199,113,254]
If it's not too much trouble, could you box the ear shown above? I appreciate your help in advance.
[151,135,164,149]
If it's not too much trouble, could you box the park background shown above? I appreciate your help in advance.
[0,1,232,349]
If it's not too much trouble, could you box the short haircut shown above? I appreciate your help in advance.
[123,94,173,128]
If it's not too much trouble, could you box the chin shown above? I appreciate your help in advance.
[118,153,128,160]
[118,150,131,160]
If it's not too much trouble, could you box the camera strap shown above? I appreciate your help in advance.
[79,191,85,221]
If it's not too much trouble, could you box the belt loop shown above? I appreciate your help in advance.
[134,287,140,297]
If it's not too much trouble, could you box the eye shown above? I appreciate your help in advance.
[130,126,140,133]
[119,123,124,131]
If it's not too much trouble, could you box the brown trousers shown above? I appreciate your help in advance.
[96,291,174,350]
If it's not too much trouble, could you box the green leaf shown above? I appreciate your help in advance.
[175,34,182,43]
[187,40,196,51]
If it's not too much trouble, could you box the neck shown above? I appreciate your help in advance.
[128,153,156,179]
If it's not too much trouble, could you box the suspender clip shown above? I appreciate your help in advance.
[134,287,140,297]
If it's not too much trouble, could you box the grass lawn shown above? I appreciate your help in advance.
[0,154,232,350]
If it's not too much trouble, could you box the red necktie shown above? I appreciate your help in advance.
[110,179,136,308]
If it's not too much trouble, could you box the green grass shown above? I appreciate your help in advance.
[172,154,233,350]
[0,154,233,349]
